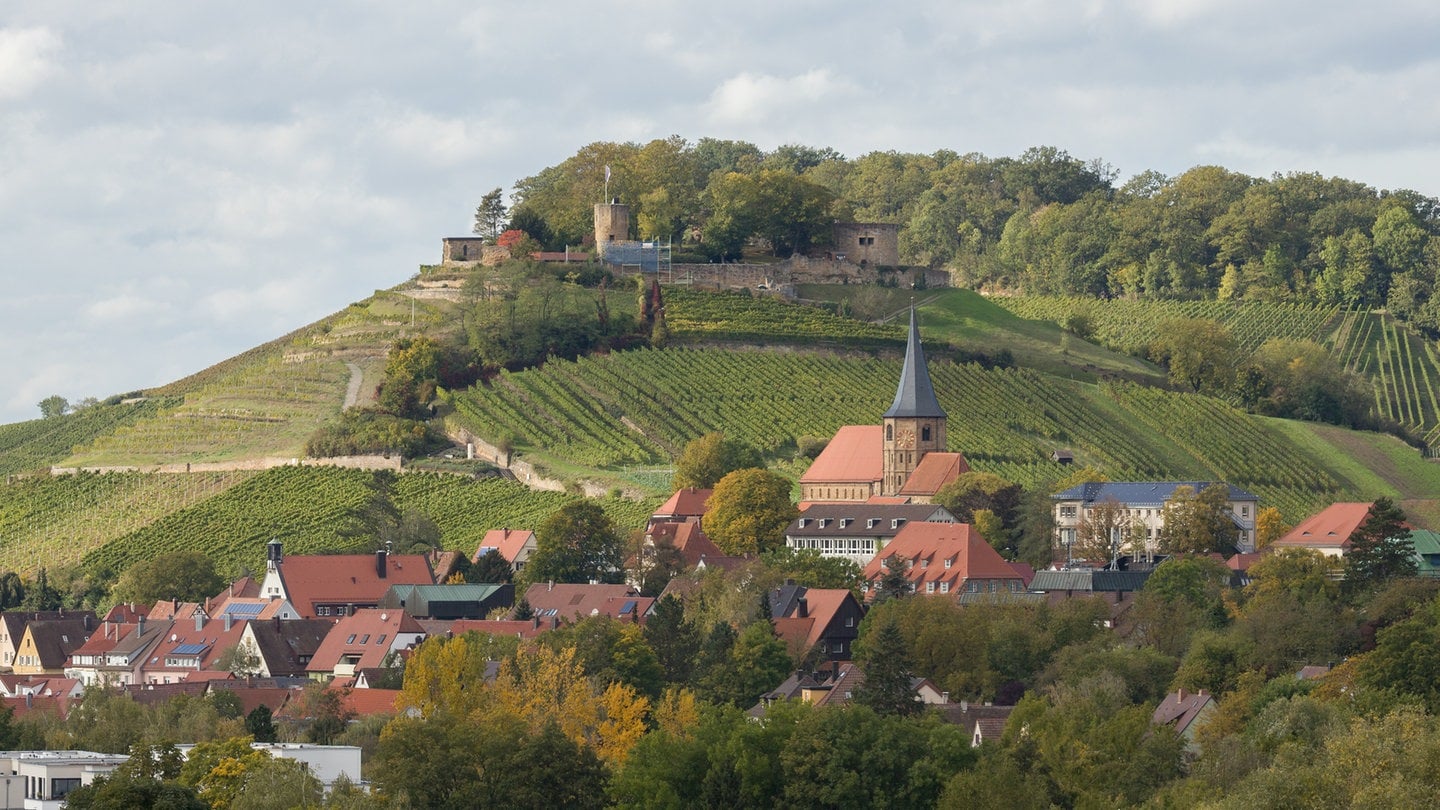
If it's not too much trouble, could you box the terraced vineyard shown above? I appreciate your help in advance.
[0,398,181,475]
[994,296,1338,354]
[449,347,1351,518]
[1328,308,1440,451]
[77,466,659,578]
[665,287,905,346]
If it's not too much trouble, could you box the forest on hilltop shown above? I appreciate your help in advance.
[504,137,1440,334]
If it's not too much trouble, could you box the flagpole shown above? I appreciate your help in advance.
[604,165,611,203]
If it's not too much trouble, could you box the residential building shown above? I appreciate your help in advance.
[862,522,1025,598]
[140,605,247,685]
[768,583,866,662]
[13,620,93,677]
[377,583,513,620]
[1270,502,1374,558]
[0,612,96,672]
[1152,688,1217,754]
[521,583,652,624]
[236,618,335,678]
[306,609,425,682]
[65,616,170,688]
[648,488,713,529]
[259,541,435,619]
[785,503,957,565]
[474,529,536,575]
[1052,481,1260,557]
[0,750,129,808]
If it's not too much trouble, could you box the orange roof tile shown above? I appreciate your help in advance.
[477,529,535,564]
[653,488,714,520]
[307,609,426,675]
[800,425,883,484]
[1273,502,1373,550]
[862,522,1022,591]
[279,554,435,617]
[897,452,971,497]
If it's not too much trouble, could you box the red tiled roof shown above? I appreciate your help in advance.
[1152,688,1215,734]
[897,452,971,497]
[1273,502,1373,550]
[788,589,853,651]
[3,694,71,719]
[653,488,714,521]
[772,617,816,658]
[451,619,556,639]
[477,529,535,565]
[280,554,435,617]
[863,522,1023,592]
[648,522,725,567]
[340,687,401,716]
[522,583,650,623]
[307,609,426,675]
[800,425,883,484]
[1227,553,1263,572]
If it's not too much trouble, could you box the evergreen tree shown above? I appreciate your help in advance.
[470,549,514,584]
[1345,498,1416,593]
[875,556,913,603]
[854,615,919,716]
[246,705,277,743]
[644,595,699,684]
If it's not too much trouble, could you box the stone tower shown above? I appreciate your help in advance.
[594,199,630,258]
[881,305,947,495]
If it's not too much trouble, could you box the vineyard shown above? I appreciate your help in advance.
[448,346,1358,519]
[77,466,659,578]
[1328,308,1440,451]
[0,398,181,476]
[993,296,1339,354]
[664,288,905,346]
[0,470,257,572]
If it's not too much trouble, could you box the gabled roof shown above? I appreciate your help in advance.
[23,620,94,669]
[147,615,249,673]
[476,529,535,564]
[800,425,883,484]
[450,618,557,639]
[206,577,261,614]
[278,553,435,618]
[652,488,714,521]
[522,583,651,623]
[862,523,1023,590]
[0,611,95,645]
[1052,481,1258,505]
[307,609,426,675]
[1152,688,1215,735]
[788,504,956,537]
[883,306,946,419]
[898,452,971,497]
[1028,569,1152,593]
[1273,502,1374,550]
[377,584,512,619]
[647,522,725,567]
[245,619,335,677]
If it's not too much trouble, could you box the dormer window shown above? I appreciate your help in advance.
[891,518,904,529]
[840,518,851,529]
[798,518,808,529]
[867,518,879,529]
[944,558,952,569]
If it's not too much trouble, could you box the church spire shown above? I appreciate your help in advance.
[883,304,946,419]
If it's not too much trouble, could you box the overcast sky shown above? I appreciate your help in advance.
[3,1,1439,424]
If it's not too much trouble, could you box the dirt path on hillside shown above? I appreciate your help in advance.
[343,362,364,409]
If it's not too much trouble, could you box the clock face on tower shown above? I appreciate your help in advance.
[897,428,916,449]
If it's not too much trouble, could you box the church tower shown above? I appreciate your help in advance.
[881,305,947,495]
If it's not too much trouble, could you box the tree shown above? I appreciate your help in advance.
[214,642,261,679]
[37,395,69,419]
[672,432,764,490]
[473,187,508,240]
[1254,506,1291,550]
[1159,484,1239,555]
[1345,497,1416,593]
[1073,497,1143,566]
[469,548,513,583]
[113,550,225,605]
[1148,318,1238,394]
[874,555,913,603]
[759,547,863,591]
[935,471,1023,529]
[700,621,792,707]
[853,614,919,716]
[0,572,25,610]
[522,500,623,587]
[245,705,277,743]
[704,468,798,556]
[21,567,62,611]
[643,595,700,685]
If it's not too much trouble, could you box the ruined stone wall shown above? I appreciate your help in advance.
[832,222,901,266]
[440,238,508,265]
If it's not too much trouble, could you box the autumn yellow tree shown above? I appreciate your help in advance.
[1254,506,1290,550]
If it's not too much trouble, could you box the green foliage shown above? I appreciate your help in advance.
[758,547,863,592]
[112,550,224,605]
[1159,483,1242,555]
[37,395,69,419]
[521,500,623,587]
[305,409,445,458]
[703,468,798,556]
[698,621,791,707]
[853,613,919,716]
[0,398,180,475]
[1345,497,1417,594]
[1148,317,1239,394]
[671,432,763,489]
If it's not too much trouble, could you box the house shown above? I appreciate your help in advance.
[768,583,866,662]
[862,522,1025,599]
[641,521,725,568]
[377,583,513,620]
[1152,688,1217,754]
[750,661,948,718]
[65,616,171,688]
[13,619,94,677]
[0,612,96,672]
[648,488,714,529]
[941,701,1015,747]
[1270,502,1374,558]
[785,503,957,565]
[896,453,971,504]
[800,306,966,503]
[1052,481,1260,557]
[259,541,435,619]
[521,583,652,624]
[306,609,425,682]
[1411,529,1440,576]
[140,605,248,685]
[0,750,130,806]
[236,618,335,678]
[1026,569,1151,632]
[474,529,537,575]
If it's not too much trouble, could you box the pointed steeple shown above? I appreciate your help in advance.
[883,304,946,419]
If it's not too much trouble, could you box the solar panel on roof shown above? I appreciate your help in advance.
[171,643,208,656]
[224,603,264,617]
[620,600,636,614]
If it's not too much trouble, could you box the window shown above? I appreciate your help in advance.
[921,426,931,442]
[925,581,935,593]
[967,580,979,593]
[845,616,854,628]
[944,558,952,569]
[346,634,357,644]
[1241,505,1250,518]
[359,634,370,644]
[51,778,81,799]
[318,606,331,617]
[1059,506,1077,518]
[377,634,387,645]
[939,581,950,594]
[885,424,893,440]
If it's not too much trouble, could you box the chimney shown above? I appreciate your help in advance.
[796,597,807,619]
[138,616,146,636]
[273,616,281,633]
[83,615,92,631]
[547,581,554,592]
[376,550,388,579]
[195,613,204,632]
[223,613,233,632]
[1178,687,1187,701]
[531,616,540,629]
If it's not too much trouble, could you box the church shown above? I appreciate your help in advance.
[799,306,970,504]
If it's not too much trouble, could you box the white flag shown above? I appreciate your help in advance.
[604,165,612,182]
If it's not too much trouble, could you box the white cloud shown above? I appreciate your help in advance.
[705,70,854,125]
[0,26,60,100]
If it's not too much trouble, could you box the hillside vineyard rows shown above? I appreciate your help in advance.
[448,347,1348,520]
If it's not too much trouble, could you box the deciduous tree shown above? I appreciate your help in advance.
[704,468,797,556]
[522,500,623,587]
[672,432,763,489]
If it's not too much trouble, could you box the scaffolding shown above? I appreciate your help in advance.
[600,239,672,280]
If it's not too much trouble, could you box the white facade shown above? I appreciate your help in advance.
[1052,482,1259,557]
[177,742,363,790]
[0,750,128,809]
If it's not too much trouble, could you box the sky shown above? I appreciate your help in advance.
[3,1,1439,424]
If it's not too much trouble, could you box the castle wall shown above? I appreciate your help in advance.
[832,222,901,266]
[594,203,631,257]
[440,238,508,266]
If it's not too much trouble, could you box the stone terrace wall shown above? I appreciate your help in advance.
[52,455,403,476]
